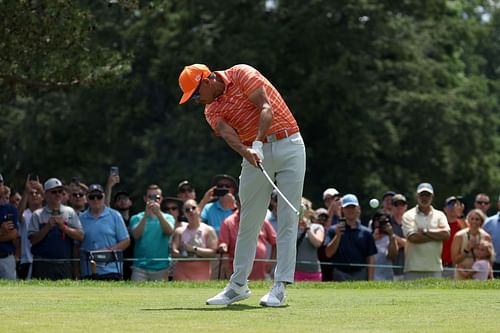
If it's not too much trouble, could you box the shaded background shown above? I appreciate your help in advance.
[1,0,499,217]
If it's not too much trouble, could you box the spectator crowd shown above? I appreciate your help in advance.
[1,171,499,282]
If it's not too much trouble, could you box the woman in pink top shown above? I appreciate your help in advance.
[171,199,218,280]
[451,209,491,280]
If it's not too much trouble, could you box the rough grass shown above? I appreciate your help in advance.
[1,279,499,333]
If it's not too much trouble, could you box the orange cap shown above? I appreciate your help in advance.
[178,64,211,104]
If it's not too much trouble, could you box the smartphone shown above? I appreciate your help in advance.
[1,213,14,223]
[214,188,229,197]
[148,194,161,201]
[338,217,346,228]
[28,174,38,181]
[52,209,61,216]
[110,166,119,177]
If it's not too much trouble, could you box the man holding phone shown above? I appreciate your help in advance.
[129,184,175,281]
[0,181,19,280]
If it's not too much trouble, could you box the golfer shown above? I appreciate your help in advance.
[178,64,305,307]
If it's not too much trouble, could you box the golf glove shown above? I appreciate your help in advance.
[252,140,264,161]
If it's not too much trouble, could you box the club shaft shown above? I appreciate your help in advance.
[258,162,299,215]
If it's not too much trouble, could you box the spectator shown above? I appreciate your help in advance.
[266,190,278,233]
[382,191,396,215]
[370,210,398,281]
[484,194,500,278]
[466,240,495,280]
[200,174,237,279]
[162,196,187,281]
[9,190,22,209]
[295,199,324,281]
[390,194,408,280]
[68,179,88,214]
[315,207,333,281]
[129,184,175,281]
[79,184,130,280]
[219,196,276,280]
[402,183,450,280]
[442,196,466,278]
[200,174,238,236]
[474,193,491,216]
[16,176,44,279]
[28,178,84,280]
[104,170,120,208]
[171,199,218,280]
[0,183,19,280]
[61,185,70,206]
[161,197,186,229]
[323,187,341,227]
[451,209,491,280]
[177,180,197,202]
[112,190,134,280]
[324,194,377,281]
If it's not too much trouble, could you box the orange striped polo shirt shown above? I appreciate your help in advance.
[204,64,299,143]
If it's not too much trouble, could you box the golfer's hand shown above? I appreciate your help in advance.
[252,141,264,161]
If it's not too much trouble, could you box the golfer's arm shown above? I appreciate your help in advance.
[216,120,248,156]
[248,86,273,141]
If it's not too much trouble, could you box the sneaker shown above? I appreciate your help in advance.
[206,284,251,305]
[259,281,286,307]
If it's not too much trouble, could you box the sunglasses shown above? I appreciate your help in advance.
[216,183,233,189]
[184,206,197,213]
[72,192,85,198]
[165,206,178,212]
[476,201,490,205]
[49,189,63,195]
[178,187,193,193]
[394,201,407,207]
[88,194,104,201]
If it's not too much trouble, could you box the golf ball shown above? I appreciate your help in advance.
[369,198,379,208]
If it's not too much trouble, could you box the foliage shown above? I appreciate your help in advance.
[0,0,499,213]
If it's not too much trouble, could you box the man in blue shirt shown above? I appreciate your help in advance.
[200,174,238,236]
[79,184,130,279]
[0,178,19,280]
[484,194,500,278]
[324,194,377,281]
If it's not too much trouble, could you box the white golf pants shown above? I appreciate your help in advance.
[230,133,306,286]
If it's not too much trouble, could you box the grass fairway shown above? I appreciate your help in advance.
[2,279,500,333]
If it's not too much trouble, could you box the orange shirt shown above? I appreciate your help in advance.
[204,64,299,143]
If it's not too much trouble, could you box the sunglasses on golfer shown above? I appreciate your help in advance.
[190,79,203,101]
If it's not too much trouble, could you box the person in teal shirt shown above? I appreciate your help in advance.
[130,184,175,281]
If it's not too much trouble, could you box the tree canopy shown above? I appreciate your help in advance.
[1,0,499,213]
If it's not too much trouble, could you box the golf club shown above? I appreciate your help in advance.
[257,161,300,216]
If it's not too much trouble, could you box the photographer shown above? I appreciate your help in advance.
[370,210,398,281]
[129,184,175,281]
[324,194,377,281]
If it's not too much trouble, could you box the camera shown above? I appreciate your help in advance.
[214,188,229,197]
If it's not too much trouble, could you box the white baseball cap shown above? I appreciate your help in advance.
[323,188,340,200]
[44,178,63,192]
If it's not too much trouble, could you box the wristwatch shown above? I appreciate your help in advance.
[193,246,198,254]
[423,228,429,234]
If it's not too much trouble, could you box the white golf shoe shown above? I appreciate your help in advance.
[259,281,286,307]
[206,284,251,305]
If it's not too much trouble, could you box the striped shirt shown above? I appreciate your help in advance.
[204,64,298,143]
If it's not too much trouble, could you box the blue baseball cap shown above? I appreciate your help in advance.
[341,194,359,208]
